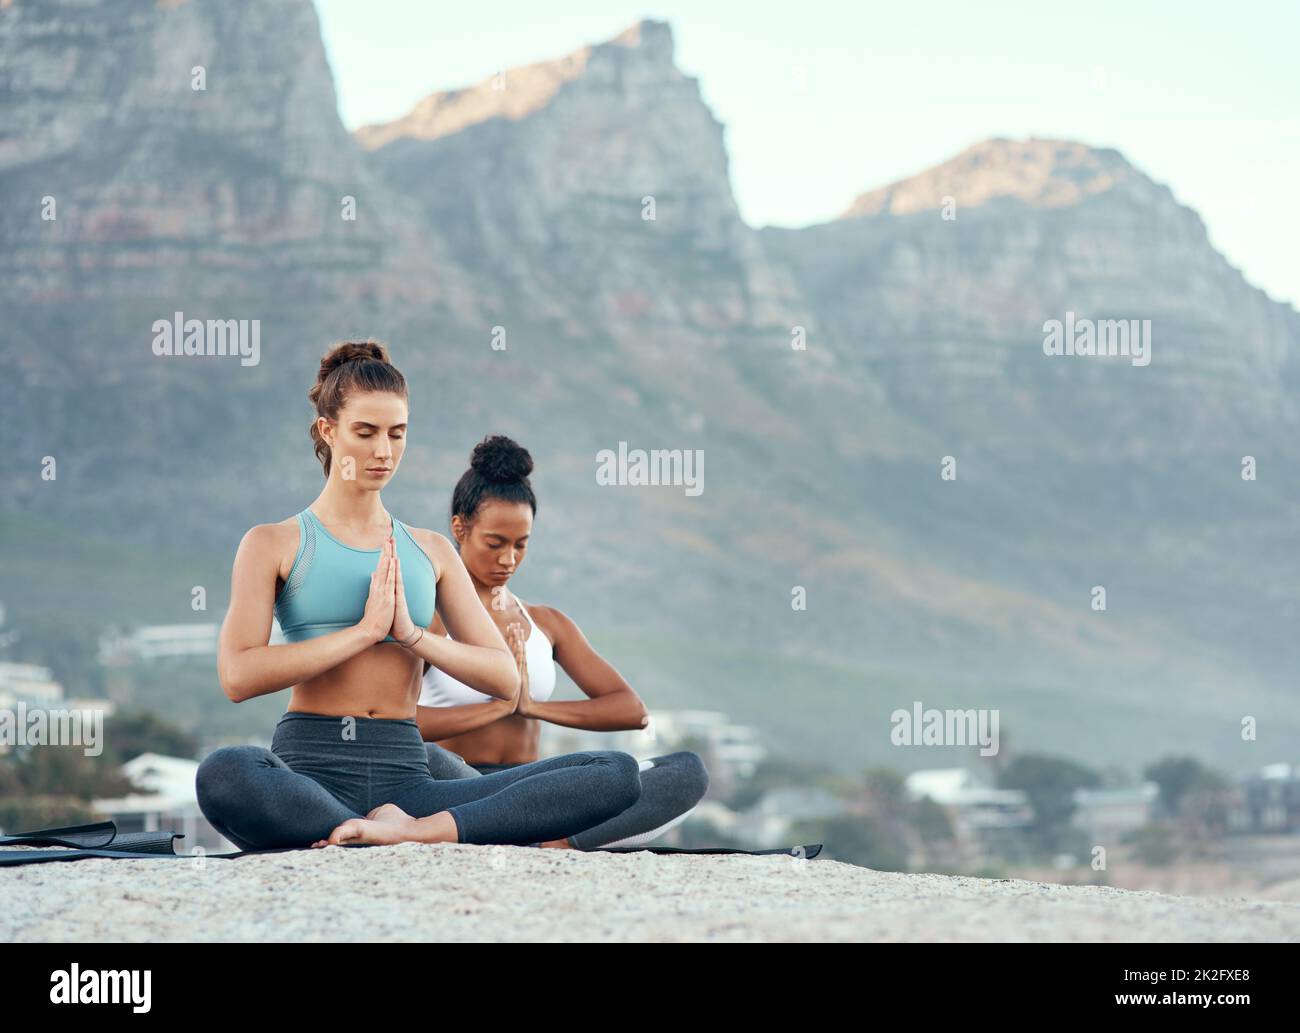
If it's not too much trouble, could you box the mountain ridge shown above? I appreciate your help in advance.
[839,137,1167,218]
[355,19,680,151]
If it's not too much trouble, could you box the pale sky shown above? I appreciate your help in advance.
[315,0,1300,308]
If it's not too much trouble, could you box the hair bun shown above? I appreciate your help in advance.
[318,340,390,381]
[471,434,533,483]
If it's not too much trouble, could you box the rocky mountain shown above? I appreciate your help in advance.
[766,138,1300,447]
[0,0,489,540]
[356,19,810,349]
[1,1,1297,770]
[761,136,1300,695]
[0,0,479,310]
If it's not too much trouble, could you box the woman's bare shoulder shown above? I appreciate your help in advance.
[234,519,301,578]
[521,603,577,645]
[405,525,455,571]
[240,517,299,548]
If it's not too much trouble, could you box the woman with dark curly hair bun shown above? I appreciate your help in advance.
[417,434,710,850]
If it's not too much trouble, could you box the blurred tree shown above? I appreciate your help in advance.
[0,795,100,832]
[863,767,907,810]
[102,709,199,765]
[911,794,955,845]
[3,610,107,697]
[6,745,133,800]
[1144,756,1227,817]
[998,753,1102,856]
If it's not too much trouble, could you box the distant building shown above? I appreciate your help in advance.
[1070,783,1159,841]
[905,767,1033,861]
[99,624,220,663]
[92,752,233,853]
[1230,763,1300,834]
[0,661,64,704]
[99,621,288,666]
[905,768,1032,827]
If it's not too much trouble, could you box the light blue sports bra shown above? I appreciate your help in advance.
[274,508,438,643]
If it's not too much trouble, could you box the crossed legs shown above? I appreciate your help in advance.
[196,745,642,850]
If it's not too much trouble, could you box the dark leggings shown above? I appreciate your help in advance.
[195,712,642,851]
[425,743,709,850]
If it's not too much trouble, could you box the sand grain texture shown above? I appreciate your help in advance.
[3,845,1298,942]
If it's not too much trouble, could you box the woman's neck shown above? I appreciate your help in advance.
[311,478,389,529]
[471,577,511,612]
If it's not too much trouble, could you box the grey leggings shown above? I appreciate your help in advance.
[195,712,642,851]
[425,743,709,851]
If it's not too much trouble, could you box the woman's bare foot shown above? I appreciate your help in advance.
[311,808,411,848]
[310,804,457,847]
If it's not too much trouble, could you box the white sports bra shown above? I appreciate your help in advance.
[419,601,557,707]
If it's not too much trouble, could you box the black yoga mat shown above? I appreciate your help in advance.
[598,844,822,857]
[0,820,183,854]
[0,820,822,867]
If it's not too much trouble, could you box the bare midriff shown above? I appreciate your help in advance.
[437,712,541,766]
[285,642,423,720]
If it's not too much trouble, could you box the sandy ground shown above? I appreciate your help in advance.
[3,844,1298,942]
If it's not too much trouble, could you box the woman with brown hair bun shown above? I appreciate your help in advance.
[195,341,642,850]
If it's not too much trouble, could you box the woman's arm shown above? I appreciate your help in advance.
[414,700,515,741]
[216,523,392,702]
[413,613,518,739]
[515,606,649,731]
[395,530,519,701]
